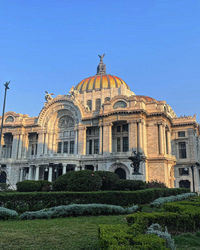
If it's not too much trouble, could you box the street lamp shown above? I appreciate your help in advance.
[0,82,10,152]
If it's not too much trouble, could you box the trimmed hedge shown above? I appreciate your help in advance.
[16,180,51,192]
[0,207,18,220]
[19,203,138,220]
[99,224,168,249]
[0,188,188,213]
[150,192,197,207]
[127,197,200,233]
[53,170,102,191]
[115,179,146,191]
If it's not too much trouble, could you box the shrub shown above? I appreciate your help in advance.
[16,180,51,192]
[0,183,10,191]
[0,207,18,220]
[16,180,41,192]
[146,180,167,189]
[19,203,138,220]
[0,188,188,213]
[95,171,119,190]
[115,179,146,191]
[150,192,197,208]
[147,224,175,250]
[53,170,102,191]
[99,224,168,249]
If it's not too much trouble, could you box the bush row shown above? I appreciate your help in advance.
[99,224,168,250]
[127,196,200,233]
[16,171,166,192]
[0,188,188,213]
[20,203,138,220]
[150,192,197,207]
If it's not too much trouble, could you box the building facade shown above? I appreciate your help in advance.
[0,56,200,191]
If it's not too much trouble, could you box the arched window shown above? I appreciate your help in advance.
[115,168,126,179]
[105,97,110,102]
[57,115,75,154]
[113,101,127,109]
[179,180,190,189]
[5,116,14,123]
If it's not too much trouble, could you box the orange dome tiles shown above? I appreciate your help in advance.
[75,74,129,93]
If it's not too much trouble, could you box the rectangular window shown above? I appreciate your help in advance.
[179,168,189,176]
[117,126,121,133]
[57,142,62,153]
[89,140,93,154]
[123,137,129,152]
[122,124,128,132]
[87,100,92,111]
[178,142,187,159]
[117,137,121,152]
[63,141,68,153]
[178,131,185,137]
[95,98,101,111]
[94,139,99,154]
[70,141,74,154]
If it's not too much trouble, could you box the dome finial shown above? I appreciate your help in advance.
[97,53,106,75]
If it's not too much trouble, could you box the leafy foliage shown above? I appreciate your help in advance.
[146,180,167,189]
[0,188,188,213]
[16,180,51,192]
[115,179,146,191]
[19,203,138,220]
[99,224,168,249]
[53,170,102,191]
[0,207,18,219]
[95,171,119,190]
[150,192,197,208]
[147,224,176,250]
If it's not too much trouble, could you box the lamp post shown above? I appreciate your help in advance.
[0,82,10,151]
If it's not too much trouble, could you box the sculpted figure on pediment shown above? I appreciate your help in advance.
[58,115,74,128]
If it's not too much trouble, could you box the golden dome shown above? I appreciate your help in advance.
[75,54,130,93]
[75,74,129,93]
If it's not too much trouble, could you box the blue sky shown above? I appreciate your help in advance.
[0,0,200,121]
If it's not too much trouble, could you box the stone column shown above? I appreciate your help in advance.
[20,168,23,182]
[62,163,67,175]
[128,121,137,151]
[17,134,23,159]
[35,165,40,181]
[137,121,142,152]
[167,130,171,155]
[48,166,53,182]
[28,166,32,180]
[37,132,45,156]
[11,134,19,159]
[48,132,54,155]
[22,133,29,158]
[44,133,49,155]
[78,126,86,155]
[158,123,164,155]
[99,125,103,154]
[74,128,78,154]
[103,123,112,153]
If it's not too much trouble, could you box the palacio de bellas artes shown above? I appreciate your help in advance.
[0,55,200,192]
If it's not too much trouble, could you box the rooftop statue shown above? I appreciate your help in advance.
[98,53,105,63]
[45,91,54,102]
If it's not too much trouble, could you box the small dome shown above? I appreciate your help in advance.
[75,54,130,93]
[75,74,129,93]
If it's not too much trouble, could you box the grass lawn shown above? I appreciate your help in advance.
[0,215,126,250]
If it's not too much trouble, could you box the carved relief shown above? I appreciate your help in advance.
[58,115,74,129]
